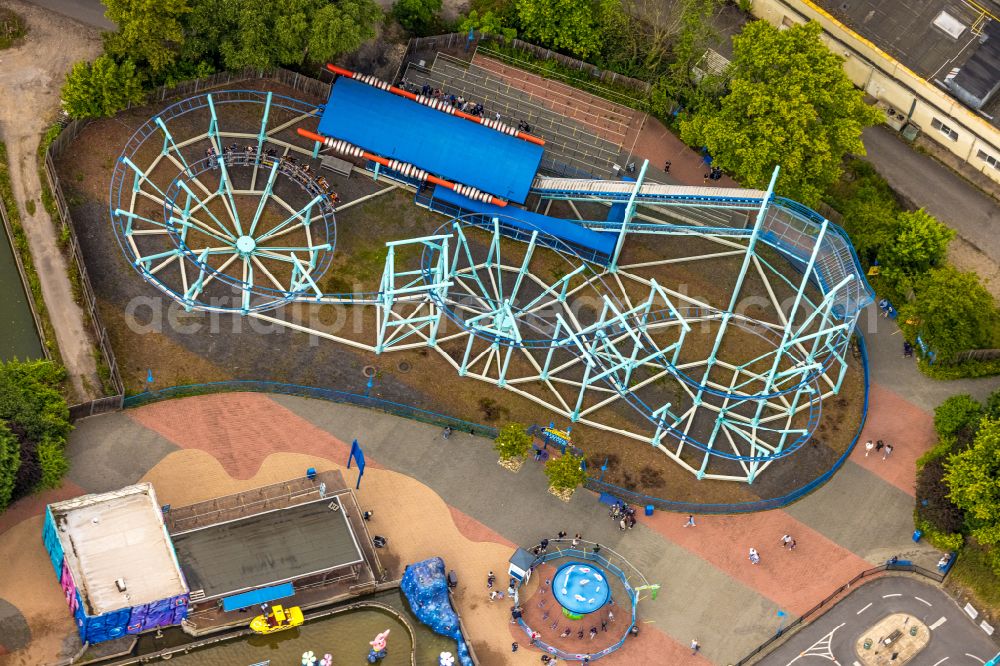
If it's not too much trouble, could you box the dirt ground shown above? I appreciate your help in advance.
[0,0,101,400]
[56,77,865,505]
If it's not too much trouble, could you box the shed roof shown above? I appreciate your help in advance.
[49,483,188,615]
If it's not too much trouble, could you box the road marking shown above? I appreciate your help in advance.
[965,603,980,619]
[966,655,985,664]
[929,616,947,630]
[931,659,949,666]
[882,593,902,598]
[914,596,932,606]
[856,602,873,614]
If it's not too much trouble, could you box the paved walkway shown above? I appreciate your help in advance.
[862,126,1000,265]
[0,0,102,399]
[0,388,949,665]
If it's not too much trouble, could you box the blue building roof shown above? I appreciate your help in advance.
[430,185,615,258]
[221,583,295,612]
[317,78,544,204]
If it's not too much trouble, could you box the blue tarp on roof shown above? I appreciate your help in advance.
[429,186,615,258]
[221,583,295,612]
[317,78,543,204]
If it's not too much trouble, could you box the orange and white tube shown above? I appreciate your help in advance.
[326,64,545,147]
[297,128,508,207]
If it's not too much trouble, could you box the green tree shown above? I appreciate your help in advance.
[515,0,600,59]
[946,418,1000,555]
[309,0,383,63]
[0,423,18,511]
[898,266,998,362]
[545,452,588,491]
[933,394,982,440]
[62,55,146,119]
[679,21,883,206]
[662,0,721,104]
[458,9,516,41]
[103,0,192,76]
[880,209,954,292]
[392,0,441,35]
[493,422,532,461]
[0,360,72,511]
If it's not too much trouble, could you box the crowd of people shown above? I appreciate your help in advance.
[609,500,637,530]
[202,144,341,204]
[397,77,534,133]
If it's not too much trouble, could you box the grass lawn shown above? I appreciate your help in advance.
[949,541,1000,626]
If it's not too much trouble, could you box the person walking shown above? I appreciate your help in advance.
[572,534,581,548]
[780,534,792,548]
[684,514,696,527]
[864,440,874,456]
[789,538,797,550]
[690,639,700,655]
[883,444,893,460]
[749,547,760,565]
[875,439,884,453]
[619,517,627,531]
[487,571,496,589]
[663,160,671,173]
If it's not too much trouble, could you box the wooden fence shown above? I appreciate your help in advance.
[397,32,652,98]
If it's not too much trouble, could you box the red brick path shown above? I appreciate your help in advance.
[850,384,936,496]
[128,393,363,479]
[643,508,871,617]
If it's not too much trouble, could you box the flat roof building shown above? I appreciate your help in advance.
[171,496,364,602]
[43,483,189,644]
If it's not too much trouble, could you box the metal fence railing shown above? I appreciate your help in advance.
[734,563,948,665]
[122,380,500,439]
[44,152,124,399]
[48,67,337,422]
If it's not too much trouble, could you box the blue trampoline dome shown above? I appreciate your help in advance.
[317,77,544,204]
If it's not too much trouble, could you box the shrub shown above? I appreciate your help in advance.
[392,0,442,35]
[493,422,532,461]
[915,458,965,535]
[36,437,69,490]
[914,516,965,552]
[933,394,982,439]
[0,424,19,510]
[61,54,145,119]
[545,452,587,491]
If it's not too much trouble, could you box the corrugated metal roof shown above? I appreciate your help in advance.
[317,77,544,204]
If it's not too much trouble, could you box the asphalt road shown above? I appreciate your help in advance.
[26,0,112,29]
[861,126,1000,264]
[759,576,997,665]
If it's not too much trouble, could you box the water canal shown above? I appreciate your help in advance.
[136,591,455,665]
[0,223,43,361]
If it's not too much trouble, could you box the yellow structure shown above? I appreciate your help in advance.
[250,605,305,634]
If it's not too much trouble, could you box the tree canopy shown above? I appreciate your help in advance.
[494,422,533,461]
[102,0,192,75]
[545,451,588,491]
[514,0,601,59]
[0,360,72,512]
[679,20,883,206]
[94,0,383,84]
[62,54,146,119]
[946,418,1000,553]
[898,266,997,362]
[392,0,442,35]
[879,209,953,292]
